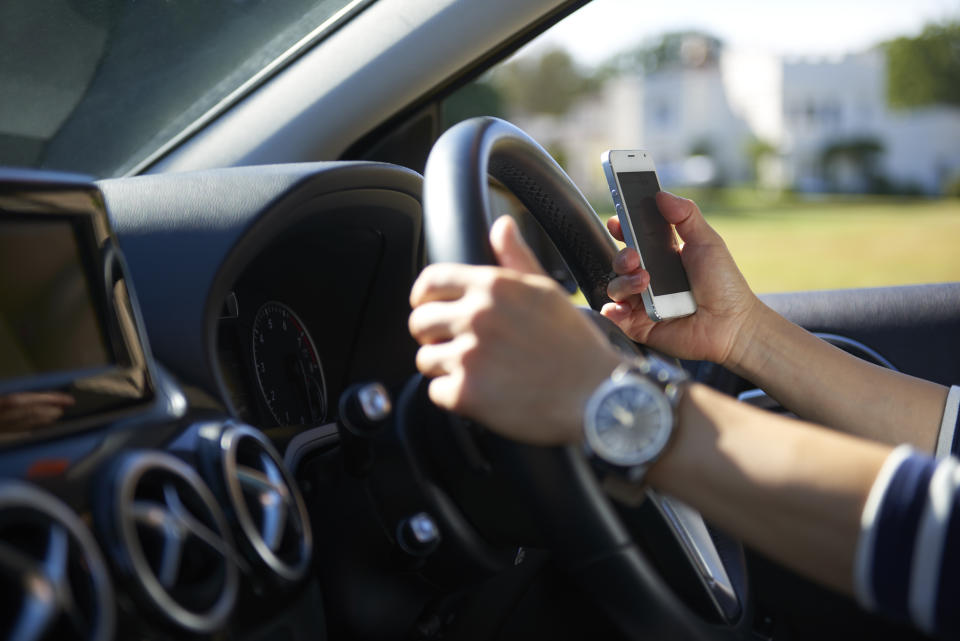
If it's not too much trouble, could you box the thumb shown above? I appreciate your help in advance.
[489,216,548,276]
[656,191,723,246]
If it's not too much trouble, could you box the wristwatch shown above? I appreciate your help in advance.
[583,355,688,501]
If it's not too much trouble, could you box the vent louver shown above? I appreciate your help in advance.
[0,481,115,641]
[100,452,237,634]
[212,424,312,583]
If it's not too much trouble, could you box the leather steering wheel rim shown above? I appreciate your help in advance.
[421,117,749,641]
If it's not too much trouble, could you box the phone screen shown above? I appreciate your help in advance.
[616,171,690,295]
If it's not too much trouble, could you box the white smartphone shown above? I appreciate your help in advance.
[601,149,697,321]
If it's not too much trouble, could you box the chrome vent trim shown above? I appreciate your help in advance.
[218,423,313,582]
[0,481,115,641]
[106,452,238,633]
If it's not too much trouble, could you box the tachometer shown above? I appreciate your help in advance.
[251,301,327,427]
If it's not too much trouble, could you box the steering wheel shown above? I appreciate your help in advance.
[420,117,750,641]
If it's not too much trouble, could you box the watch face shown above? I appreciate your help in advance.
[585,374,673,467]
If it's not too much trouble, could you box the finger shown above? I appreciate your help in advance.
[656,191,722,246]
[427,373,464,413]
[489,216,548,277]
[0,404,64,430]
[415,334,476,378]
[408,301,459,345]
[601,301,654,340]
[0,392,67,408]
[601,301,627,320]
[612,246,641,275]
[607,271,649,303]
[415,342,456,378]
[606,216,624,242]
[601,301,643,328]
[410,264,469,307]
[12,392,75,407]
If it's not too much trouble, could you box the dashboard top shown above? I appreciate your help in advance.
[98,161,423,410]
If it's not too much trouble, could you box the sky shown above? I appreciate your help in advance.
[521,0,960,66]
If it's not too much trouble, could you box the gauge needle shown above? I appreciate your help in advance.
[294,356,323,422]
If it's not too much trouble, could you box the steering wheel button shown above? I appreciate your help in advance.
[358,383,392,421]
[397,512,441,557]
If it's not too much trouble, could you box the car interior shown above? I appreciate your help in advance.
[1,1,959,640]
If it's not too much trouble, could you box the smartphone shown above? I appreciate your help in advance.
[601,150,697,321]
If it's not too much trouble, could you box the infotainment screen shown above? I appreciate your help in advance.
[0,217,113,378]
[0,178,154,442]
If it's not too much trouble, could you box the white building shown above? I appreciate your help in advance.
[510,38,960,198]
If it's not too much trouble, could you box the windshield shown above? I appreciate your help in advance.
[0,0,367,178]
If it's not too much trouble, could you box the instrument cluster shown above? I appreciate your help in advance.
[218,291,328,431]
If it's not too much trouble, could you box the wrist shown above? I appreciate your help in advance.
[646,382,704,489]
[721,299,780,378]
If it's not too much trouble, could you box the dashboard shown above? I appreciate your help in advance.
[0,163,425,641]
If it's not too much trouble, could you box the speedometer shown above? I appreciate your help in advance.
[251,301,327,427]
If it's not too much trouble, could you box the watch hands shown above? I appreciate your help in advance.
[612,405,635,427]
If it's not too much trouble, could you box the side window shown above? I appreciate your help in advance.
[442,2,960,293]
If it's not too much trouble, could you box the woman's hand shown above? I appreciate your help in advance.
[409,216,622,445]
[602,191,763,368]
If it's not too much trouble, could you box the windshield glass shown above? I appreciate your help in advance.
[0,0,366,178]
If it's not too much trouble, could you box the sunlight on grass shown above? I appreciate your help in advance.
[706,198,960,292]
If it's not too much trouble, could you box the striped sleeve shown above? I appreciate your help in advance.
[935,385,960,458]
[854,445,960,639]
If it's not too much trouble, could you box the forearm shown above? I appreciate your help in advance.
[648,383,891,594]
[726,303,948,450]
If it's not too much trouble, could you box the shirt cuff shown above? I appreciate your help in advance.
[853,444,915,611]
[853,445,960,637]
[935,385,960,458]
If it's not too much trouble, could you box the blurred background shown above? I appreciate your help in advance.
[443,0,960,293]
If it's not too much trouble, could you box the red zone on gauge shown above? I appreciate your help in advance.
[251,301,327,427]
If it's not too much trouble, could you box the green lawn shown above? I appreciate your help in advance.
[598,193,960,293]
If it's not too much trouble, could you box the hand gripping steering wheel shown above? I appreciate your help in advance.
[421,117,750,641]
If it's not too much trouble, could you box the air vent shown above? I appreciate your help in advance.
[208,423,313,583]
[0,481,115,641]
[99,452,238,634]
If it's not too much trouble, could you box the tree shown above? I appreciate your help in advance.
[602,31,723,76]
[491,48,600,116]
[886,21,960,109]
[745,137,778,184]
[442,79,505,128]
